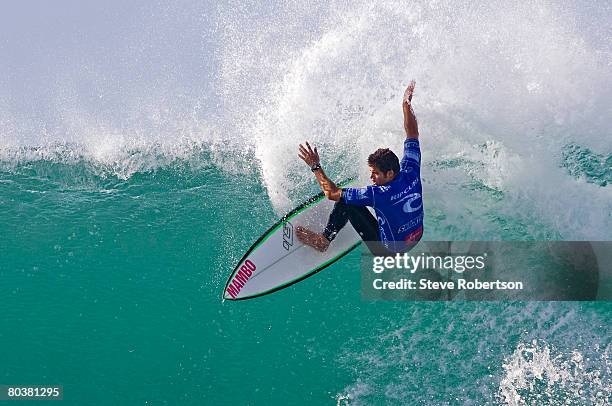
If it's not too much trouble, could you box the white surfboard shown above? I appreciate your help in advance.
[223,179,362,300]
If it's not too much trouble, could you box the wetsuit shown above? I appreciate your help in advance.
[323,138,424,255]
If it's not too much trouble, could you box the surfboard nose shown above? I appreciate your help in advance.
[222,178,360,300]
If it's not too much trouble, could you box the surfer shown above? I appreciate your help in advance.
[296,80,423,255]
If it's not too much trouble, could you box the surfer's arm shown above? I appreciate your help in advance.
[403,80,419,140]
[298,142,342,201]
[312,168,342,201]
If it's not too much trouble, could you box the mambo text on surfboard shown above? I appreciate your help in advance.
[226,259,256,299]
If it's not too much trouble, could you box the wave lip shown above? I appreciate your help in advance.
[0,131,256,180]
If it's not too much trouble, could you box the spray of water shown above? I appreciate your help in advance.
[1,0,610,237]
[498,340,610,406]
[335,302,610,405]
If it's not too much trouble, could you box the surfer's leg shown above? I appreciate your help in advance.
[297,202,381,253]
[295,202,354,252]
[329,202,402,256]
[323,201,380,245]
[345,206,379,241]
[344,206,392,255]
[322,202,350,241]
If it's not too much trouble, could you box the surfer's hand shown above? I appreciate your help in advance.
[298,142,320,167]
[403,80,416,105]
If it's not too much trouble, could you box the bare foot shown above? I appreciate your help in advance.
[403,80,416,105]
[296,226,330,252]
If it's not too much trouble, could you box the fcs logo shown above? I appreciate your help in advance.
[282,221,294,250]
[402,193,422,213]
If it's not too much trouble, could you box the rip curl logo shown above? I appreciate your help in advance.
[226,259,257,299]
[402,193,422,213]
[282,221,294,250]
[390,179,419,201]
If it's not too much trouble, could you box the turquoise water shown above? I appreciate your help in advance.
[1,161,610,405]
[2,0,611,404]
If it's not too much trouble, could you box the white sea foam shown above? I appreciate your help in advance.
[218,0,611,237]
[498,340,611,406]
[1,0,610,237]
[336,302,610,405]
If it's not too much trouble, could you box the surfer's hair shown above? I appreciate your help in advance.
[368,148,400,174]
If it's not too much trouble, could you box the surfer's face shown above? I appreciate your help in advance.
[369,165,395,186]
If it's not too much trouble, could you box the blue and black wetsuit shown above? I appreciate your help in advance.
[323,138,424,255]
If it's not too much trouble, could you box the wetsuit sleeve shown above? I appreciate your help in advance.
[341,186,374,207]
[400,138,421,172]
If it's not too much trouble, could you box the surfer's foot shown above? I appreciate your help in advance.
[403,80,416,105]
[296,226,330,252]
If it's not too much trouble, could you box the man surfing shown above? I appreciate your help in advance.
[296,80,423,255]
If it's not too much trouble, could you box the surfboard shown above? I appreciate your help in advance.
[223,179,362,300]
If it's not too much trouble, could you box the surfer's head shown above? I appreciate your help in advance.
[368,148,399,186]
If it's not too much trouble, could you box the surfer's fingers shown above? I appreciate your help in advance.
[299,144,309,155]
[305,141,314,154]
[404,83,415,103]
[298,152,314,163]
[299,151,312,161]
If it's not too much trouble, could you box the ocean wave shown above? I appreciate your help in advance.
[0,137,258,180]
